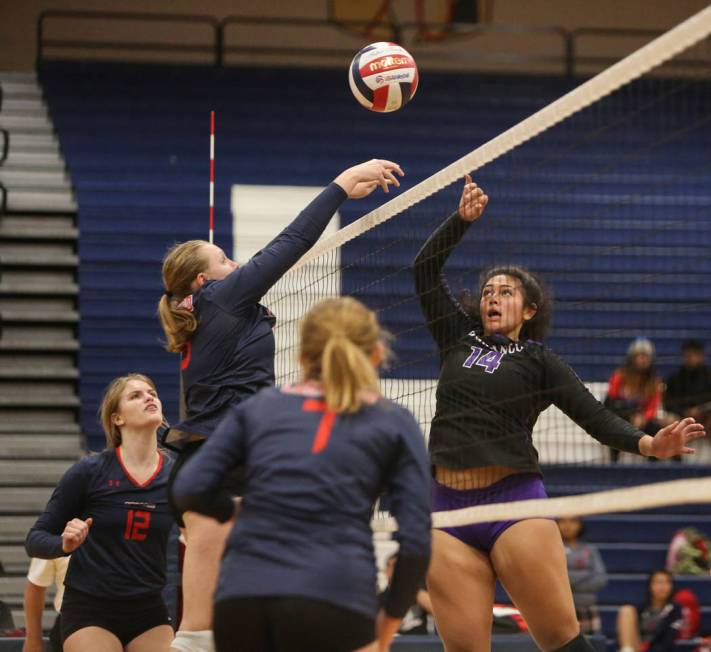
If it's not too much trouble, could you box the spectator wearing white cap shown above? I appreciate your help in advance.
[604,338,672,462]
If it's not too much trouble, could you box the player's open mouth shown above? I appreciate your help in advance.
[487,310,501,319]
[145,405,158,412]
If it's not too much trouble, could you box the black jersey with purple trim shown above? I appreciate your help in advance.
[26,449,173,598]
[172,385,432,619]
[169,183,348,441]
[414,211,645,472]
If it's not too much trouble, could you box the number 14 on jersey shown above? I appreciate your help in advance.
[462,346,503,374]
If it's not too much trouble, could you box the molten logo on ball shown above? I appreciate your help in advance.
[348,42,419,113]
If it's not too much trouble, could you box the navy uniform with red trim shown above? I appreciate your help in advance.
[26,448,173,597]
[169,183,348,441]
[172,384,432,627]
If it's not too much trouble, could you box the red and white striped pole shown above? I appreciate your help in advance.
[209,110,215,244]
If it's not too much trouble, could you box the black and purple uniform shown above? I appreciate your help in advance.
[414,211,646,552]
[25,449,173,644]
[172,384,431,651]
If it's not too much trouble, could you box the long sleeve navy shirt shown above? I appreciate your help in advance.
[25,449,173,598]
[414,211,645,472]
[172,385,432,619]
[170,183,348,440]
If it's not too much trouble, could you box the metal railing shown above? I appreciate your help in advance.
[37,10,221,66]
[35,10,711,76]
[569,26,710,76]
[220,15,571,72]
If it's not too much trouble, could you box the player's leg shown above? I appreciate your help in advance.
[616,605,641,652]
[63,627,123,652]
[427,529,496,652]
[126,625,174,652]
[490,519,587,651]
[176,511,232,631]
[168,440,235,652]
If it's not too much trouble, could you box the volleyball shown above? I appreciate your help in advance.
[348,42,419,113]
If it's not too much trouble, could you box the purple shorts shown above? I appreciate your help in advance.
[432,473,547,553]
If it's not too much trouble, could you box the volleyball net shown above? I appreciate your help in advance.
[267,5,711,524]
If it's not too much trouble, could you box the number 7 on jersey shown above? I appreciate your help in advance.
[302,399,337,454]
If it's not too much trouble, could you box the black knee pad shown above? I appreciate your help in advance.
[552,632,596,652]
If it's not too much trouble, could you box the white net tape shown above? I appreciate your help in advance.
[372,477,711,534]
[293,3,711,271]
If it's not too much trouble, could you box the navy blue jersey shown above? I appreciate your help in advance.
[414,211,644,471]
[173,385,431,619]
[170,183,347,440]
[26,449,174,598]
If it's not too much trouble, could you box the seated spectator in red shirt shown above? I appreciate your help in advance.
[605,338,669,461]
[616,570,683,652]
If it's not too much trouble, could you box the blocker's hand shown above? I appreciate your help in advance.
[62,517,93,553]
[639,417,706,458]
[458,174,488,222]
[334,159,404,199]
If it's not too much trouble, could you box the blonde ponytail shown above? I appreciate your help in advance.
[158,240,209,352]
[321,333,379,413]
[300,297,389,414]
[158,294,199,353]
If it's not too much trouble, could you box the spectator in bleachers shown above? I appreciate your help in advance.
[558,516,607,635]
[664,339,711,430]
[22,556,68,652]
[616,569,683,652]
[604,338,667,462]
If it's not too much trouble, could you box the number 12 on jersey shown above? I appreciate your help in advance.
[462,346,503,373]
[124,510,150,541]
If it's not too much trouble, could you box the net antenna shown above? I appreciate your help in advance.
[209,110,215,245]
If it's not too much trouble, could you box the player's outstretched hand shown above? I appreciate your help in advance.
[458,174,488,222]
[334,159,404,199]
[62,517,93,553]
[640,417,706,458]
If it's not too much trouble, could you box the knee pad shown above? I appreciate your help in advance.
[552,632,596,652]
[171,630,215,652]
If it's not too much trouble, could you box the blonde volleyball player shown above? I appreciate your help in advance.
[173,298,431,652]
[414,175,705,652]
[158,160,404,652]
[26,375,174,652]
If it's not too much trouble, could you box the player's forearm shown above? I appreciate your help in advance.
[25,528,65,559]
[23,582,46,640]
[268,183,346,256]
[414,211,470,289]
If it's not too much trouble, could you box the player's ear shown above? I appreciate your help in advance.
[370,342,385,368]
[523,303,538,321]
[111,413,124,427]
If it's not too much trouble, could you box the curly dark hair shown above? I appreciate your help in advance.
[460,265,553,342]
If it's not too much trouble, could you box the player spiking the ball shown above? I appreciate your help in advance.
[158,159,404,652]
